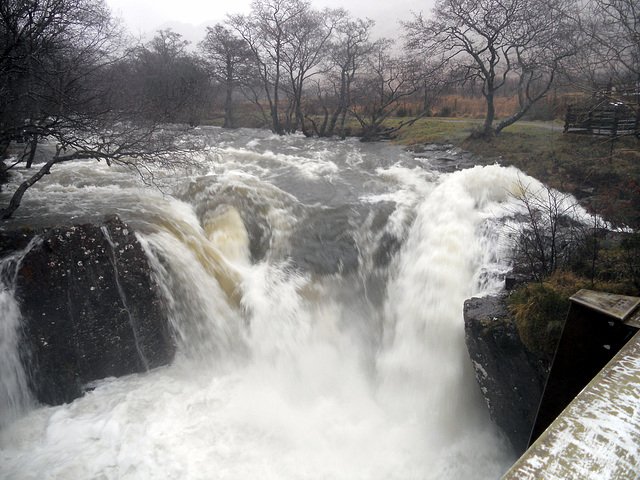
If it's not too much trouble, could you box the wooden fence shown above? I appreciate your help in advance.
[564,104,639,137]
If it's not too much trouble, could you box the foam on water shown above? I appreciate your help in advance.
[377,165,522,458]
[0,132,528,479]
[0,240,39,429]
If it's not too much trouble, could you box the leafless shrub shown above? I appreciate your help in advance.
[509,180,588,281]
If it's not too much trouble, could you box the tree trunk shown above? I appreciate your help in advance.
[338,109,348,139]
[326,72,349,138]
[294,92,309,136]
[318,106,329,136]
[326,106,342,137]
[271,61,284,135]
[223,81,235,129]
[493,107,530,134]
[482,90,496,138]
[493,74,555,135]
[25,136,38,168]
[1,156,59,220]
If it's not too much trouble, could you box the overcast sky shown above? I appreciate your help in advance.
[106,0,435,43]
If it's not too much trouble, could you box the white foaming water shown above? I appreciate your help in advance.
[374,166,522,479]
[0,240,38,430]
[0,131,527,479]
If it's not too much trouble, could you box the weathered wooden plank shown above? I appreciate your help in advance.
[570,289,640,322]
[502,331,640,480]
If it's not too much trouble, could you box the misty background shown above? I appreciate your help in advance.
[106,0,435,43]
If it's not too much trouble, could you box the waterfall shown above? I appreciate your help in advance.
[0,238,39,429]
[0,130,524,479]
[376,165,521,473]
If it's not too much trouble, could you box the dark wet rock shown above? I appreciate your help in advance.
[0,229,33,257]
[464,294,549,454]
[373,232,401,267]
[243,212,273,263]
[369,202,403,268]
[408,145,481,173]
[290,227,359,275]
[505,274,527,290]
[5,216,174,405]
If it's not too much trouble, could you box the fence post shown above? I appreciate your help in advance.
[564,106,571,133]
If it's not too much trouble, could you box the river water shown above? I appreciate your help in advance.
[0,128,528,479]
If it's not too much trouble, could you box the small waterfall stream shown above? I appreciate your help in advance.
[0,128,527,479]
[0,238,39,429]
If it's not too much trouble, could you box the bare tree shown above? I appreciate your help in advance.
[570,0,639,102]
[131,29,210,124]
[228,0,311,135]
[589,0,640,85]
[1,123,195,220]
[227,0,339,135]
[199,24,253,129]
[309,15,375,138]
[511,180,585,282]
[404,0,579,138]
[0,1,198,220]
[350,41,424,141]
[0,0,125,159]
[279,7,340,135]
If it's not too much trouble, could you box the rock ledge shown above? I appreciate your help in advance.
[2,216,175,405]
[464,294,549,454]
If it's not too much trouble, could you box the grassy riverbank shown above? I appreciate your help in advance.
[392,118,640,214]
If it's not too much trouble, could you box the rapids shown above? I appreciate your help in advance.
[0,128,529,479]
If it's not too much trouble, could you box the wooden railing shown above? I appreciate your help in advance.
[502,290,640,479]
[564,104,639,137]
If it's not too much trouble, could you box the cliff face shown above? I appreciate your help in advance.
[2,216,175,406]
[464,295,550,454]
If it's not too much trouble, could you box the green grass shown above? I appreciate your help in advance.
[508,270,634,358]
[391,118,483,145]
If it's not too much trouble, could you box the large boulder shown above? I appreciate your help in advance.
[8,216,174,405]
[464,295,549,454]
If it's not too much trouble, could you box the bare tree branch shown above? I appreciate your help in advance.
[404,0,580,138]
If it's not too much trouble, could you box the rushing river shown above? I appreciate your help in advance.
[0,127,527,479]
